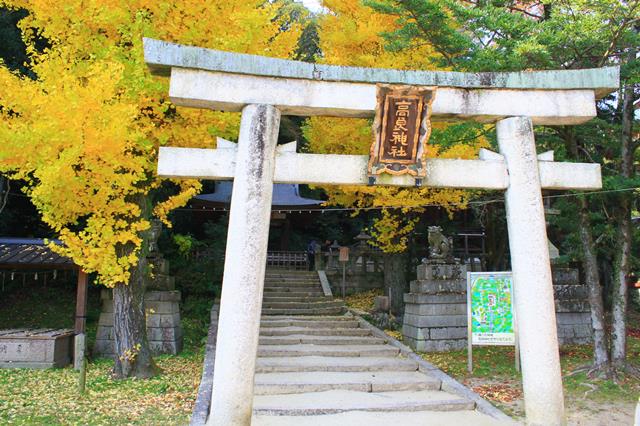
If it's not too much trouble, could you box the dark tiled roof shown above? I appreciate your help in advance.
[0,238,75,269]
[195,183,323,207]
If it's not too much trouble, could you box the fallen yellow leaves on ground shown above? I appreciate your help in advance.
[0,352,203,425]
[344,289,384,312]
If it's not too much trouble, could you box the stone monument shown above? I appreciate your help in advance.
[553,267,592,345]
[94,220,183,357]
[403,227,468,351]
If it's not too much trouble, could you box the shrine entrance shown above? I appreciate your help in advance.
[143,38,618,426]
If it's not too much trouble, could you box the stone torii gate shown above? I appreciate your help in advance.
[143,38,618,426]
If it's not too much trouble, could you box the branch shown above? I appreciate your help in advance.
[0,178,9,215]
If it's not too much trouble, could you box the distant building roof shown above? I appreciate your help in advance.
[195,183,323,207]
[0,238,75,269]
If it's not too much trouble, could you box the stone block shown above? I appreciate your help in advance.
[147,326,183,341]
[149,340,182,355]
[402,324,429,340]
[554,285,588,300]
[409,280,466,294]
[404,336,467,352]
[404,303,466,316]
[93,339,114,356]
[101,289,112,300]
[403,313,467,328]
[429,327,468,340]
[160,291,182,302]
[555,300,590,313]
[96,326,114,340]
[98,313,114,326]
[150,258,171,274]
[146,313,181,328]
[148,275,175,291]
[373,296,389,312]
[417,263,467,281]
[404,293,466,304]
[101,300,114,313]
[0,329,74,368]
[551,268,579,286]
[146,301,180,315]
[555,312,591,325]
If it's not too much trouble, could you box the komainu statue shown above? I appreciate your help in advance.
[427,226,453,261]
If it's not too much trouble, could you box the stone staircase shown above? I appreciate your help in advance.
[251,270,508,425]
[261,270,344,316]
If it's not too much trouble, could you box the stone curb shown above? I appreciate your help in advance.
[190,301,220,426]
[317,270,333,297]
[347,308,519,425]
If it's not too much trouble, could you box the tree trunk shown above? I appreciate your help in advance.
[112,252,157,379]
[611,55,635,369]
[112,195,157,379]
[611,205,631,368]
[577,196,610,374]
[0,176,8,214]
[562,126,611,373]
[384,252,407,317]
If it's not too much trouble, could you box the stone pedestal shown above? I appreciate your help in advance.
[553,268,592,345]
[402,262,468,352]
[94,254,183,357]
[94,289,183,356]
[402,263,592,353]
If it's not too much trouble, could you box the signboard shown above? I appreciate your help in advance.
[467,271,519,372]
[368,85,435,182]
[338,247,349,262]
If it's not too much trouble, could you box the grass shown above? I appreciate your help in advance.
[418,338,640,418]
[0,279,211,425]
[346,286,640,418]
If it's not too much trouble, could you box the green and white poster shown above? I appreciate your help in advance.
[467,272,516,346]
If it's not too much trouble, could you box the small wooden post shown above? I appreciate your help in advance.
[74,270,89,370]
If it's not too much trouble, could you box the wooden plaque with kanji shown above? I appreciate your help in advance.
[368,85,435,180]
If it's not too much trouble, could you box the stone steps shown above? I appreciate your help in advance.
[252,389,475,415]
[263,289,325,296]
[262,296,331,303]
[252,410,505,426]
[259,334,385,346]
[255,356,419,373]
[261,319,360,329]
[262,301,343,310]
[253,371,440,395]
[261,307,345,316]
[258,344,400,358]
[246,270,500,424]
[260,327,372,337]
[264,283,322,288]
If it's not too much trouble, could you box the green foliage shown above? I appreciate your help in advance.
[172,234,195,258]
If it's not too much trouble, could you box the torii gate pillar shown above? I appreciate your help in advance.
[497,117,565,425]
[209,104,280,425]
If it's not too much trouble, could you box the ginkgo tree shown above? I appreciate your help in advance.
[0,0,300,378]
[304,0,488,313]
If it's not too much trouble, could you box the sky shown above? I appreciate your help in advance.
[297,0,324,13]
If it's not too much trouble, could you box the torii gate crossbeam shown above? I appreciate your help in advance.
[143,38,619,426]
